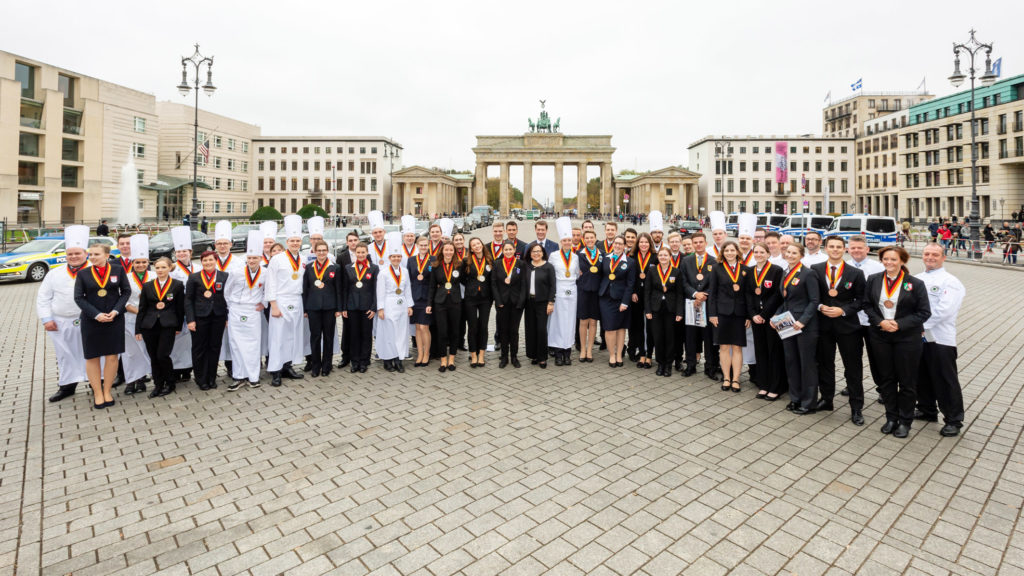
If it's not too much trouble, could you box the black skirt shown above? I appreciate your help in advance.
[599,296,630,330]
[577,289,601,320]
[411,304,431,326]
[80,315,126,359]
[714,314,747,346]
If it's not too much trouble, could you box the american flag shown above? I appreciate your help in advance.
[198,139,210,163]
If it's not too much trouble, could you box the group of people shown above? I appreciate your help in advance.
[37,209,968,439]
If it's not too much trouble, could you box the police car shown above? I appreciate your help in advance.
[825,214,899,248]
[780,214,835,241]
[757,213,789,233]
[0,234,119,282]
[725,213,739,236]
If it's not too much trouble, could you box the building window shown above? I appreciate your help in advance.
[242,161,248,173]
[227,179,235,191]
[349,178,355,191]
[213,177,221,189]
[227,138,236,151]
[242,142,249,153]
[227,159,236,171]
[214,157,222,169]
[132,143,146,159]
[16,62,36,99]
[214,201,221,213]
[136,169,144,184]
[133,117,146,133]
[360,147,366,154]
[214,135,222,148]
[371,178,377,192]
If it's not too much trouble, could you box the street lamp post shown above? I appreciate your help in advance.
[385,144,398,214]
[948,29,998,258]
[714,140,732,213]
[176,44,216,230]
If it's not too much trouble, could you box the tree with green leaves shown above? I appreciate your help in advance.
[297,204,328,219]
[250,205,283,221]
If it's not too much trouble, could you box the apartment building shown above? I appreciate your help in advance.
[856,109,907,216]
[823,92,933,138]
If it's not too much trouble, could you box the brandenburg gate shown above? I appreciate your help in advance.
[472,102,615,215]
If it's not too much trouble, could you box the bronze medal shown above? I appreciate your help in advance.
[505,277,511,285]
[883,300,895,309]
[355,281,363,288]
[755,287,762,295]
[828,289,838,297]
[782,289,787,298]
[417,274,424,281]
[97,289,108,297]
[696,273,704,281]
[444,282,452,290]
[608,273,616,281]
[156,301,166,310]
[639,273,646,280]
[379,259,385,266]
[204,290,213,298]
[733,284,740,292]
[395,288,402,295]
[589,266,598,273]
[291,273,299,280]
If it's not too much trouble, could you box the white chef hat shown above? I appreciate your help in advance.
[307,216,325,237]
[386,231,403,256]
[738,213,757,238]
[556,217,573,241]
[649,211,664,233]
[171,226,192,251]
[439,218,454,238]
[246,230,263,257]
[709,211,727,232]
[215,220,232,241]
[64,225,89,250]
[129,234,149,260]
[259,220,278,240]
[401,214,416,235]
[368,210,385,231]
[283,214,302,239]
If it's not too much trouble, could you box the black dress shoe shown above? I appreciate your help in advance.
[786,402,798,412]
[103,399,115,408]
[793,407,815,415]
[499,358,509,368]
[616,361,623,367]
[538,362,546,369]
[321,367,331,377]
[511,357,521,368]
[913,410,938,422]
[682,367,695,377]
[271,372,282,387]
[765,394,780,402]
[840,387,850,396]
[148,386,164,399]
[311,368,321,378]
[92,402,106,410]
[939,423,960,437]
[123,381,136,395]
[303,362,313,373]
[815,400,834,412]
[893,423,910,438]
[851,410,865,426]
[880,420,897,434]
[338,359,350,369]
[438,364,447,373]
[554,355,564,367]
[531,359,539,365]
[674,360,684,372]
[49,386,77,402]
[655,364,664,376]
[394,361,404,373]
[448,364,456,371]
[282,365,304,380]
[351,363,360,373]
[663,365,672,377]
[135,381,146,394]
[358,365,367,373]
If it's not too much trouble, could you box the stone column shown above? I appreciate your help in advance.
[523,162,533,212]
[403,183,412,215]
[601,162,613,215]
[577,163,588,214]
[475,162,486,207]
[499,162,510,216]
[554,162,564,214]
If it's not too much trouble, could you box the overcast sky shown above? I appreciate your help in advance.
[3,0,1022,205]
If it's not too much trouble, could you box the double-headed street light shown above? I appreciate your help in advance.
[176,44,216,229]
[948,29,997,257]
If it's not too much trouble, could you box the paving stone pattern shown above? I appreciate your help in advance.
[2,228,1023,575]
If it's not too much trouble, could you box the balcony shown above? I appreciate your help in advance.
[1015,122,1024,132]
[63,109,82,135]
[20,100,42,129]
[19,133,40,157]
[18,162,40,186]
[61,166,81,188]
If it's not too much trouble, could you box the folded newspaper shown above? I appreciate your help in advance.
[685,299,706,327]
[770,310,802,339]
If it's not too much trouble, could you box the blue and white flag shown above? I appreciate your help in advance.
[823,90,831,104]
[993,57,1002,78]
[851,78,862,91]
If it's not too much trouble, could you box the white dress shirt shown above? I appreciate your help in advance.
[801,250,828,267]
[847,256,885,326]
[920,267,965,346]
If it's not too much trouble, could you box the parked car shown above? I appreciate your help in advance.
[231,224,261,252]
[0,235,119,282]
[149,229,216,260]
[321,227,366,260]
[825,214,899,249]
[453,218,466,233]
[780,214,835,241]
[672,220,703,236]
[756,213,789,233]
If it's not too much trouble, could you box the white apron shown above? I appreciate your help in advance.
[170,261,194,369]
[373,266,412,360]
[49,316,89,386]
[122,313,152,382]
[742,326,757,364]
[268,295,305,371]
[547,251,580,349]
[228,305,265,382]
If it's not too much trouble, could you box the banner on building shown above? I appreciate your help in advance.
[774,142,788,185]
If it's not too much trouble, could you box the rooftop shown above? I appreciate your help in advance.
[687,134,855,149]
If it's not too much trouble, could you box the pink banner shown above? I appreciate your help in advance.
[774,141,788,184]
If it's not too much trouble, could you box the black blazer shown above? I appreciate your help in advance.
[524,238,558,260]
[597,238,616,255]
[303,259,343,312]
[779,266,820,327]
[184,270,229,321]
[681,252,716,299]
[491,257,525,308]
[745,262,784,320]
[407,255,433,304]
[508,238,528,261]
[576,247,603,292]
[811,261,865,334]
[707,260,749,318]
[862,271,932,340]
[428,260,463,305]
[644,264,685,316]
[461,255,493,302]
[339,261,378,312]
[598,254,636,306]
[136,278,185,332]
[631,251,656,302]
[74,263,131,320]
[523,261,556,303]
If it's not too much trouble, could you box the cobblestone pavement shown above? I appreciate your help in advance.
[2,225,1023,575]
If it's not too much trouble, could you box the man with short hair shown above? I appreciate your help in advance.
[37,225,91,402]
[485,221,505,260]
[600,222,618,254]
[915,243,967,437]
[114,234,133,271]
[801,231,827,266]
[754,228,766,244]
[505,221,528,260]
[97,220,110,237]
[368,211,389,266]
[842,235,886,401]
[682,232,718,379]
[571,227,583,251]
[582,220,595,234]
[680,235,694,255]
[266,215,307,387]
[765,232,786,267]
[525,220,558,259]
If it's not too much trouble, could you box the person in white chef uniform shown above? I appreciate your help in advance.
[36,224,91,402]
[226,230,270,391]
[266,214,307,387]
[375,232,413,370]
[737,213,760,373]
[546,217,580,366]
[213,220,243,373]
[120,234,153,395]
[168,226,195,382]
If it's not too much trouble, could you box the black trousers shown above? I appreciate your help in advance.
[673,317,687,362]
[751,322,785,394]
[307,309,338,371]
[339,307,351,362]
[524,298,549,361]
[861,326,883,397]
[649,312,676,365]
[434,301,462,356]
[497,304,524,358]
[685,323,718,372]
[869,332,923,425]
[464,299,492,353]
[783,328,819,409]
[916,343,964,426]
[628,300,655,358]
[191,314,226,386]
[142,326,177,386]
[343,310,374,365]
[818,323,865,410]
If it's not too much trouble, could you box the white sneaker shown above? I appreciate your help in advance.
[227,380,244,392]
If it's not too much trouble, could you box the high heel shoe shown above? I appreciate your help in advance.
[721,381,730,391]
[439,364,447,373]
[616,361,624,367]
[731,381,741,393]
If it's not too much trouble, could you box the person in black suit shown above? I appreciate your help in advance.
[708,241,750,392]
[74,242,132,409]
[772,243,820,415]
[628,233,656,368]
[524,220,559,260]
[461,237,493,368]
[184,251,229,391]
[745,244,785,400]
[863,246,932,438]
[523,243,556,368]
[340,243,378,373]
[409,236,434,367]
[427,241,463,372]
[492,240,525,367]
[576,230,603,362]
[135,257,185,398]
[598,236,636,367]
[335,231,360,368]
[645,247,684,376]
[303,241,343,377]
[681,232,718,378]
[812,236,867,425]
[504,221,529,261]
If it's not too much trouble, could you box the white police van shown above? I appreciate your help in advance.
[780,214,835,240]
[757,213,789,233]
[726,213,739,236]
[825,214,899,248]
